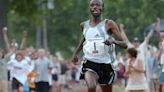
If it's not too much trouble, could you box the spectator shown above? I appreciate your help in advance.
[146,46,160,92]
[116,62,125,86]
[125,48,148,92]
[51,56,60,92]
[8,51,30,92]
[34,49,52,92]
[28,51,38,92]
[0,48,10,92]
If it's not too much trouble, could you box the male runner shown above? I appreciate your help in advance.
[72,0,127,92]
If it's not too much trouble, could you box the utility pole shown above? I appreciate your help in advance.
[36,26,42,49]
[42,0,54,50]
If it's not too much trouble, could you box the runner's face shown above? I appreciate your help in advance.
[90,0,103,18]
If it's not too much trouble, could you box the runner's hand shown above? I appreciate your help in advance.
[72,55,79,65]
[104,39,114,45]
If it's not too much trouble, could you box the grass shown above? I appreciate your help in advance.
[113,84,125,92]
[74,84,125,92]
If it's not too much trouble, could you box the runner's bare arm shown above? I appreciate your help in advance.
[72,23,85,64]
[106,20,127,48]
[73,22,85,55]
[72,37,85,57]
[20,31,27,50]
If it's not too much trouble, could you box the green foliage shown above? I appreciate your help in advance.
[9,0,38,18]
[7,0,164,58]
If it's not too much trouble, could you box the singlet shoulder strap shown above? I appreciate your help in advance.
[95,19,108,38]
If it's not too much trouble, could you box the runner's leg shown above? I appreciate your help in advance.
[85,71,99,92]
[100,84,112,92]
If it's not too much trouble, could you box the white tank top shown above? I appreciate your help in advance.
[83,19,116,64]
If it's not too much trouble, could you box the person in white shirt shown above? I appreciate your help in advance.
[8,51,30,92]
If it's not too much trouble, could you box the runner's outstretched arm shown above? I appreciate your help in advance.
[72,23,85,64]
[72,37,85,64]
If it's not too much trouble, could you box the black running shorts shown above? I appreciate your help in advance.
[80,60,116,85]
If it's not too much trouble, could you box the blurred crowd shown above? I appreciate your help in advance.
[0,27,85,92]
[0,18,164,92]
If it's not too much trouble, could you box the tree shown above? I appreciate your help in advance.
[0,0,8,50]
[6,0,164,58]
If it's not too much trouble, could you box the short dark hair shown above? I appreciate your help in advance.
[127,48,138,58]
[90,0,104,6]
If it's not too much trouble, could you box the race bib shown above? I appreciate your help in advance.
[83,37,105,56]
